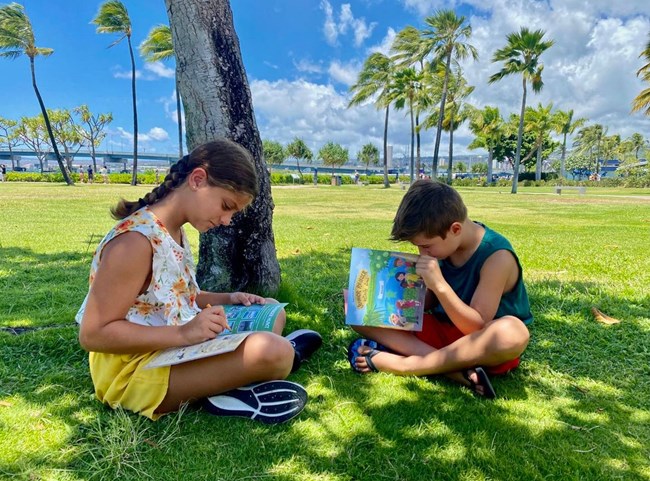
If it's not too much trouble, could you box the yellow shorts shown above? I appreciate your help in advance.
[89,351,170,420]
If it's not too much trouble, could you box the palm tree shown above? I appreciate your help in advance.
[424,68,474,183]
[632,34,650,115]
[628,132,645,159]
[489,27,553,193]
[420,10,478,178]
[468,106,505,184]
[357,143,379,178]
[348,52,396,187]
[553,109,586,180]
[140,24,184,158]
[0,3,72,184]
[574,124,606,174]
[285,137,313,179]
[523,103,555,181]
[92,1,138,186]
[392,67,422,184]
[392,26,435,178]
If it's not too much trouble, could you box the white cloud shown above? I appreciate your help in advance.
[116,126,170,143]
[250,78,426,161]
[321,0,338,45]
[162,89,186,128]
[368,27,397,56]
[112,67,141,79]
[144,61,174,79]
[293,58,324,74]
[328,60,362,86]
[321,1,377,47]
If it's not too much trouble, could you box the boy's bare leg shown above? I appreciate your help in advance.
[156,332,294,413]
[351,325,433,356]
[353,316,529,392]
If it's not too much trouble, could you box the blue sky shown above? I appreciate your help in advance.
[2,0,650,162]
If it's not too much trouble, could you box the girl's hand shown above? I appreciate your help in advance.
[179,305,229,345]
[229,292,266,306]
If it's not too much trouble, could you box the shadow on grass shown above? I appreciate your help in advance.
[1,248,648,479]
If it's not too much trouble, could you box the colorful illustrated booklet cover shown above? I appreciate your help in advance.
[346,248,426,331]
[145,303,287,369]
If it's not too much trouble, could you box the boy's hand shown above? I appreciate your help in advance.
[180,305,229,344]
[229,292,266,306]
[416,255,445,291]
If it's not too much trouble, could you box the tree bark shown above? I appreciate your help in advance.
[166,0,280,295]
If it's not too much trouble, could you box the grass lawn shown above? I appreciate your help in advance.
[0,182,649,481]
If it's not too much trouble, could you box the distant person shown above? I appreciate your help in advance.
[0,164,6,182]
[313,167,318,186]
[354,170,360,184]
[87,165,94,184]
[76,139,322,423]
[100,165,109,184]
[79,166,85,183]
[348,180,532,399]
[155,168,160,185]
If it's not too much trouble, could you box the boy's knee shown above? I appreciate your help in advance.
[493,316,530,353]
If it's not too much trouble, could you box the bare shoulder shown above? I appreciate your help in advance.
[99,231,152,272]
[481,249,519,291]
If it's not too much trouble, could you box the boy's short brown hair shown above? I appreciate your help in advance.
[390,180,468,241]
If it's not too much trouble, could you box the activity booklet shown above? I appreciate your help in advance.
[145,303,287,369]
[345,248,426,331]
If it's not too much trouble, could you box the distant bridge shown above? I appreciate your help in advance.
[0,149,178,167]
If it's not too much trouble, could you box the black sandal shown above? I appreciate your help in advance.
[462,367,496,399]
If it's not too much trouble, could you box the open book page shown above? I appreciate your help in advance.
[145,303,287,369]
[346,248,425,331]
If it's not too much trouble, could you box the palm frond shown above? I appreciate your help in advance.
[140,24,174,62]
[92,0,131,36]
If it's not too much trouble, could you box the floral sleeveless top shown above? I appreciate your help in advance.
[76,207,201,327]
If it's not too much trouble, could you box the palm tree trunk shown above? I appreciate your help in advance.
[127,35,138,186]
[536,144,542,181]
[487,148,494,184]
[512,77,527,194]
[447,117,455,184]
[175,74,183,158]
[415,113,421,178]
[30,57,72,185]
[560,133,567,180]
[409,101,415,184]
[383,104,390,188]
[166,0,280,294]
[432,52,452,179]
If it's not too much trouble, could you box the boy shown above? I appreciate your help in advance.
[349,180,532,398]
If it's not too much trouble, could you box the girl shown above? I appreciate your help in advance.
[77,139,321,424]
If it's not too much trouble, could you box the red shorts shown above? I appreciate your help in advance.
[415,314,520,375]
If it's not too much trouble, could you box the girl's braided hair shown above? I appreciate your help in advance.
[111,139,259,220]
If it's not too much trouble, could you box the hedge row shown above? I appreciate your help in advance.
[5,171,650,188]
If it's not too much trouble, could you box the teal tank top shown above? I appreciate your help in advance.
[431,223,533,325]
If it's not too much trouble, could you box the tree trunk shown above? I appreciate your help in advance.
[512,77,527,194]
[166,0,281,295]
[432,52,452,179]
[487,148,494,184]
[415,113,421,179]
[127,35,139,186]
[409,101,415,185]
[30,57,72,185]
[175,74,184,158]
[560,132,567,180]
[535,144,542,181]
[382,104,390,188]
[447,116,454,184]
